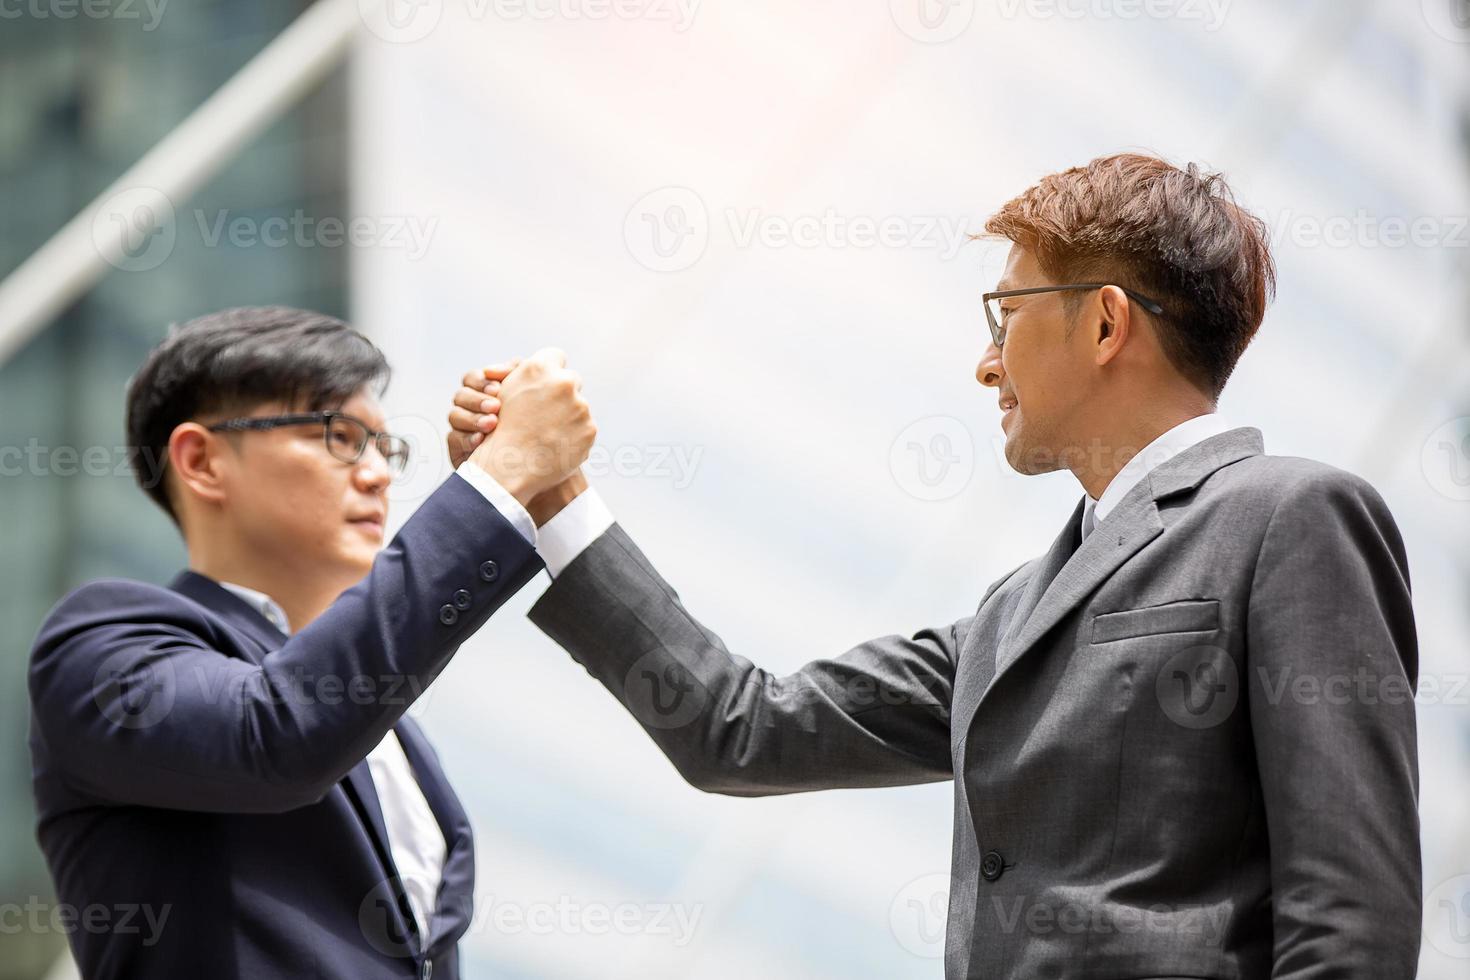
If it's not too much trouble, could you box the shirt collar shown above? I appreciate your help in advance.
[217,581,293,636]
[1086,413,1237,526]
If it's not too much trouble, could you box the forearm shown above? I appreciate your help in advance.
[31,473,544,812]
[529,523,957,795]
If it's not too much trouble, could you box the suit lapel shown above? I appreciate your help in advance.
[949,506,1080,741]
[970,427,1265,723]
[993,479,1165,682]
[168,571,288,663]
[167,569,420,953]
[338,758,422,956]
[995,496,1086,662]
[395,718,475,954]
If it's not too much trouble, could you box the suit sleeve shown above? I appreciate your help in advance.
[1245,470,1421,977]
[527,522,967,796]
[29,473,544,813]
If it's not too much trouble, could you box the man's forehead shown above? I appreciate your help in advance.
[995,244,1043,290]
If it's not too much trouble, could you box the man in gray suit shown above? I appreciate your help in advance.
[449,154,1420,977]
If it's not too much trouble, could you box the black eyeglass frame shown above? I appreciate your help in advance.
[206,411,411,475]
[982,283,1165,348]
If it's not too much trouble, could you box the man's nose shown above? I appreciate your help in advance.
[976,341,1005,388]
[353,444,392,493]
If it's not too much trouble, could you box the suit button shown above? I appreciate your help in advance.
[980,850,1005,882]
[478,560,499,583]
[438,605,458,626]
[421,961,433,980]
[452,589,472,610]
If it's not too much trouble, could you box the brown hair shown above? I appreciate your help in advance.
[984,153,1276,398]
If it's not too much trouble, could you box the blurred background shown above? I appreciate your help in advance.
[2,0,1468,976]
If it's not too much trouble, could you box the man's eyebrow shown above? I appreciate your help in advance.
[993,279,1014,291]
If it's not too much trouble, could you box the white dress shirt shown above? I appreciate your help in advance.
[1080,413,1236,541]
[216,582,448,941]
[454,459,613,578]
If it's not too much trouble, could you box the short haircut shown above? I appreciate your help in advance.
[125,306,390,523]
[984,153,1276,398]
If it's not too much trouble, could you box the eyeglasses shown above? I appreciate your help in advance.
[982,283,1165,348]
[206,412,411,477]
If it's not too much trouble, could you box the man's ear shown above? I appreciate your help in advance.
[1094,285,1132,366]
[168,423,231,508]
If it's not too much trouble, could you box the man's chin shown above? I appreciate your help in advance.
[1003,429,1062,477]
[333,540,380,581]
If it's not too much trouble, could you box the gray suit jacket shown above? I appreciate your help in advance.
[528,426,1421,978]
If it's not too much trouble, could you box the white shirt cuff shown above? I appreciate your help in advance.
[537,485,614,578]
[455,459,537,546]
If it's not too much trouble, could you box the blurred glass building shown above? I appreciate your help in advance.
[0,2,345,976]
[2,0,1467,977]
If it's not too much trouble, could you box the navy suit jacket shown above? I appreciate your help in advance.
[29,473,544,979]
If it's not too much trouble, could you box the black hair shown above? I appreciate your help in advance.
[125,306,390,524]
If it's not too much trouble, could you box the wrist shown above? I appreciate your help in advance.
[528,471,589,526]
[468,440,541,507]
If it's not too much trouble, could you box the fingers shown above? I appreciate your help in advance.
[462,361,518,392]
[453,385,500,416]
[448,406,498,433]
[481,358,521,382]
[448,361,520,469]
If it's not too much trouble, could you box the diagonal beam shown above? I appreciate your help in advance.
[0,0,360,365]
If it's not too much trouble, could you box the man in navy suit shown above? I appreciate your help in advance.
[28,307,596,978]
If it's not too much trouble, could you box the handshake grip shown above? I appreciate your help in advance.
[460,348,597,509]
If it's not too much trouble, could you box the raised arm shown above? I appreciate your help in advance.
[31,349,596,813]
[529,522,967,796]
[30,474,542,813]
